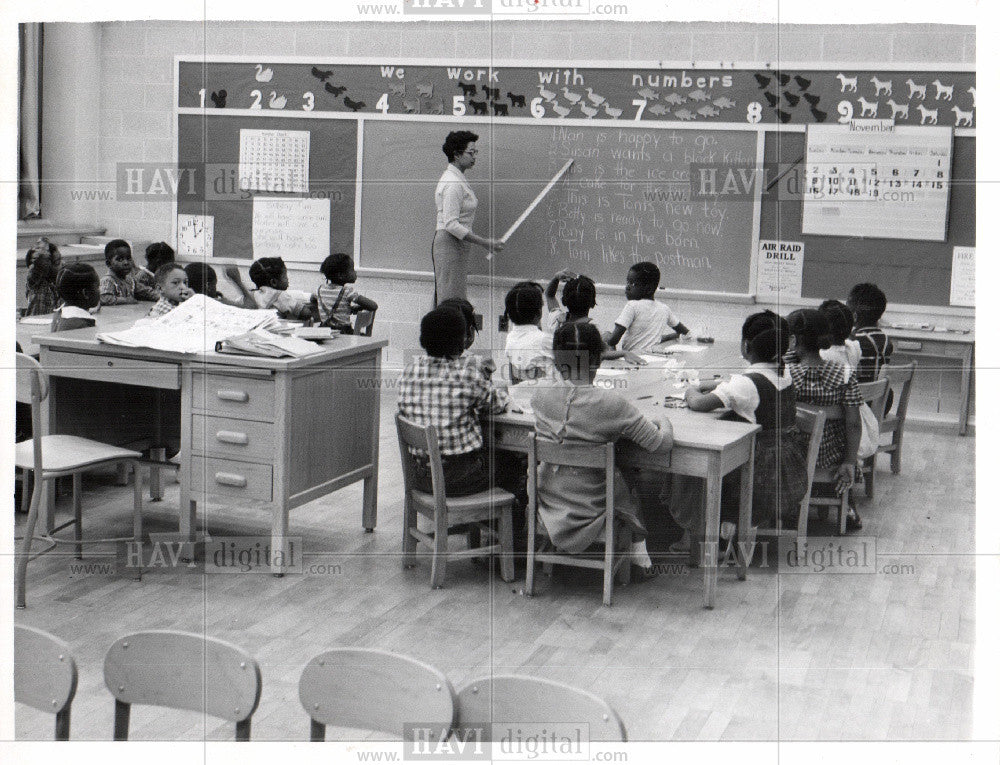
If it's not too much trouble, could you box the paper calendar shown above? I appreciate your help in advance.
[238,129,310,193]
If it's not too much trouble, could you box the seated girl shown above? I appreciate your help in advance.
[819,299,861,380]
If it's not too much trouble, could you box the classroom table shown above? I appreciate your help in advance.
[494,341,761,609]
[16,303,151,356]
[33,327,387,574]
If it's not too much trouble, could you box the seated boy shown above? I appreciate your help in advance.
[136,242,175,297]
[100,239,158,305]
[51,263,101,331]
[147,263,194,318]
[604,262,690,352]
[248,257,317,320]
[847,283,893,383]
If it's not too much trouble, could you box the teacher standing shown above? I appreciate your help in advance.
[432,130,504,303]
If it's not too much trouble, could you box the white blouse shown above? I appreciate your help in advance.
[435,163,477,240]
[711,363,792,424]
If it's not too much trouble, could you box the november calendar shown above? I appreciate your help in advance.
[238,128,310,194]
[802,124,952,241]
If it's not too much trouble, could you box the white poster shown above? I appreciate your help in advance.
[252,197,330,262]
[239,128,310,193]
[756,240,804,300]
[176,213,214,258]
[950,246,975,307]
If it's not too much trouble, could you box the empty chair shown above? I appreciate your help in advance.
[15,625,79,740]
[103,631,262,741]
[395,414,515,588]
[455,675,626,742]
[299,648,455,741]
[15,352,144,609]
[862,361,917,497]
[353,309,376,337]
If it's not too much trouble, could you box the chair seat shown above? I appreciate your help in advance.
[410,488,516,522]
[15,436,142,474]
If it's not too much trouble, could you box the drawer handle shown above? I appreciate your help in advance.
[214,472,248,488]
[216,430,249,445]
[217,389,250,402]
[897,341,923,352]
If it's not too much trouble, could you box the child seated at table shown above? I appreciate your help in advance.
[604,262,690,352]
[100,240,157,305]
[136,242,175,297]
[184,263,256,308]
[819,300,861,379]
[504,281,552,383]
[24,238,62,316]
[531,322,673,577]
[147,264,194,318]
[248,257,317,320]
[316,253,378,331]
[847,282,894,383]
[51,263,101,332]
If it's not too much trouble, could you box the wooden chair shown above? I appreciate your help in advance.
[395,414,516,588]
[354,309,376,337]
[856,378,891,499]
[862,361,917,497]
[756,407,826,559]
[455,675,627,742]
[14,353,144,609]
[15,625,79,740]
[525,434,631,607]
[299,648,455,741]
[103,630,262,741]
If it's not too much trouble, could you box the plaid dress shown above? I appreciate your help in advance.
[147,297,178,318]
[785,354,864,468]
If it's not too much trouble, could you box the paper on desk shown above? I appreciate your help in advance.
[595,368,628,377]
[659,343,708,354]
[97,294,281,353]
[19,314,53,325]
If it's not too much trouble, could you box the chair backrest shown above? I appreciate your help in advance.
[16,353,47,473]
[527,434,615,527]
[396,414,446,501]
[455,675,627,742]
[879,361,917,419]
[795,405,827,492]
[103,630,262,739]
[857,377,890,423]
[299,648,455,741]
[354,309,376,337]
[15,625,78,740]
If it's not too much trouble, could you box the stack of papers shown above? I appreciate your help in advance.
[216,329,322,358]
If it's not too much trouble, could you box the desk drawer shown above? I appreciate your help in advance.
[191,457,273,502]
[44,350,181,389]
[192,415,276,460]
[192,373,274,421]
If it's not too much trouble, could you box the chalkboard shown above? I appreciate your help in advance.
[360,120,759,293]
[760,131,975,307]
[176,114,356,261]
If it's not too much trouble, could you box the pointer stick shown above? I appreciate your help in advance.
[486,160,574,260]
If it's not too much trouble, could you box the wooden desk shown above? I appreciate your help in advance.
[496,342,760,609]
[34,329,387,573]
[16,304,152,356]
[885,328,975,435]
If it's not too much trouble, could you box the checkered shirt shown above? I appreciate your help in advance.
[785,354,864,468]
[147,297,178,318]
[398,354,510,457]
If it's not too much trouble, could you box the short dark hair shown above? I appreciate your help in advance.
[56,263,100,307]
[104,239,131,264]
[320,253,353,282]
[420,306,467,358]
[562,275,597,314]
[552,321,604,381]
[185,263,218,295]
[442,130,478,162]
[25,237,60,268]
[742,310,790,372]
[504,282,543,325]
[629,262,660,292]
[847,283,888,326]
[438,297,478,334]
[819,300,854,344]
[145,242,175,272]
[249,257,286,288]
[786,309,832,354]
[155,263,186,284]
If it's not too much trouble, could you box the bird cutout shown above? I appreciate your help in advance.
[951,105,973,126]
[856,97,878,118]
[343,96,366,112]
[809,106,827,122]
[783,91,800,107]
[210,90,227,108]
[389,82,406,97]
[636,87,659,101]
[712,96,736,109]
[803,92,821,107]
[585,87,605,106]
[579,103,599,118]
[836,73,858,93]
[764,91,779,108]
[402,98,420,114]
[311,66,333,82]
[696,105,720,117]
[777,73,791,86]
[674,108,696,121]
[254,64,273,82]
[538,85,557,102]
[324,83,347,97]
[754,73,772,89]
[469,99,488,115]
[416,83,433,98]
[602,103,623,119]
[967,87,976,107]
[916,104,938,124]
[794,75,811,91]
[870,76,892,97]
[886,99,909,120]
[561,87,582,105]
[428,99,445,115]
[492,102,509,116]
[776,109,792,123]
[688,89,710,101]
[508,92,526,108]
[647,103,670,116]
[663,92,686,106]
[551,103,571,118]
[268,92,286,109]
[905,79,926,100]
[931,80,953,100]
[483,86,500,101]
[458,83,477,97]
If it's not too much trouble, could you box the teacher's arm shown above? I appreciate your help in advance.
[441,183,504,253]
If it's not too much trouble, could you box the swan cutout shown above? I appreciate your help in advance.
[268,92,286,109]
[255,64,273,82]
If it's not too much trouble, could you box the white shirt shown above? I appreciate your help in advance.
[252,286,312,316]
[56,305,94,320]
[435,163,477,240]
[712,363,792,424]
[820,340,862,382]
[614,299,681,352]
[505,323,553,379]
[543,307,567,333]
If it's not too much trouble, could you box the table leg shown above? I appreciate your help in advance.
[959,347,972,436]
[736,441,755,581]
[271,501,290,576]
[702,455,722,609]
[363,473,377,532]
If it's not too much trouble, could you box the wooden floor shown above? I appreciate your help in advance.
[12,390,976,741]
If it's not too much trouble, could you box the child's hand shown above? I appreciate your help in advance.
[555,269,577,282]
[223,266,242,283]
[834,463,855,495]
[621,351,647,366]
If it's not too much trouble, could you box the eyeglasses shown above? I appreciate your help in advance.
[463,149,478,156]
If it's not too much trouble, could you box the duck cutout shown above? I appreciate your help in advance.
[255,64,273,82]
[712,96,736,109]
[688,89,710,102]
[585,88,605,106]
[343,96,366,112]
[325,83,347,97]
[579,103,599,118]
[561,87,582,105]
[311,66,333,82]
[602,103,623,119]
[268,92,286,109]
[210,90,227,108]
[551,103,571,118]
[538,85,557,102]
[794,75,811,91]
